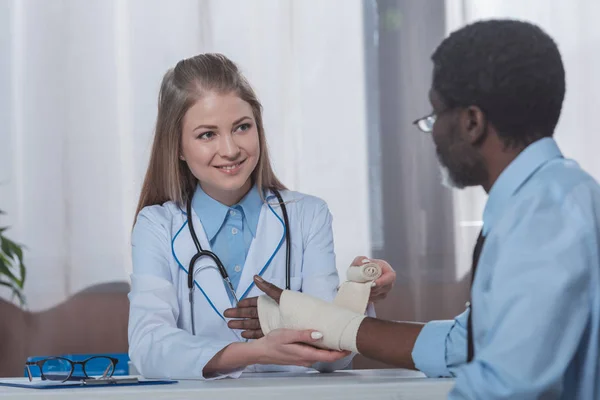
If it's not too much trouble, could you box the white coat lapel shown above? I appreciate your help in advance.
[172,211,233,318]
[236,194,286,300]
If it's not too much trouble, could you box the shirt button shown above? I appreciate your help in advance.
[465,301,471,308]
[230,210,236,216]
[234,265,241,273]
[231,228,238,235]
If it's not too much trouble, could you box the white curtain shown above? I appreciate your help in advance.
[445,0,600,279]
[0,0,371,310]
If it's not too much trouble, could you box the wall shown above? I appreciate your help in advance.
[0,0,371,310]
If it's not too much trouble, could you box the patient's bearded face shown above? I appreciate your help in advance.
[430,93,487,189]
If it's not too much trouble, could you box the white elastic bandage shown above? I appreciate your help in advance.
[257,262,382,353]
[258,291,366,352]
[257,295,283,333]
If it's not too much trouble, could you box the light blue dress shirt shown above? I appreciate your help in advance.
[191,184,263,301]
[412,138,600,399]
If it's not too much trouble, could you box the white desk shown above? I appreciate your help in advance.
[0,369,454,399]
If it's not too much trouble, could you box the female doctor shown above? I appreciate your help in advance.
[128,53,396,380]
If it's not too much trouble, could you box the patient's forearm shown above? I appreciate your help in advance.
[356,318,424,369]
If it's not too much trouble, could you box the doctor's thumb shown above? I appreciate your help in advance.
[254,275,283,303]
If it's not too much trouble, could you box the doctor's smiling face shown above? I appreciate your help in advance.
[180,91,260,206]
[135,54,286,218]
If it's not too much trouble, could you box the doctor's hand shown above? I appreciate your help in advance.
[253,328,351,367]
[224,275,284,339]
[351,256,396,303]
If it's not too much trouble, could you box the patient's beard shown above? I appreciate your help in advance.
[439,163,462,189]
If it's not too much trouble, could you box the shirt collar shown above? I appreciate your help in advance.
[482,137,563,236]
[191,184,264,241]
[237,185,263,237]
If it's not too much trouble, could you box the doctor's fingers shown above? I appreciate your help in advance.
[253,275,283,303]
[351,256,370,266]
[369,290,390,303]
[294,345,351,365]
[227,318,261,331]
[369,283,393,302]
[370,281,393,296]
[374,262,396,287]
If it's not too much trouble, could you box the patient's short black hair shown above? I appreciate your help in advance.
[431,19,565,148]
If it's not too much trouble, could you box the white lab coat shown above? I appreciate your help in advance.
[128,190,360,380]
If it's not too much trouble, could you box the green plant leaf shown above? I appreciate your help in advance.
[10,240,24,265]
[0,280,26,306]
[0,236,25,285]
[0,261,20,285]
[1,237,15,262]
[12,289,25,306]
[0,251,9,266]
[0,279,16,290]
[1,281,22,304]
[19,255,26,288]
[1,235,24,263]
[0,254,11,283]
[0,211,27,306]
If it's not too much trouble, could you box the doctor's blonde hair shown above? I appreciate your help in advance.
[135,53,286,219]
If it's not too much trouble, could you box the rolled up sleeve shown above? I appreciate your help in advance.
[412,309,468,377]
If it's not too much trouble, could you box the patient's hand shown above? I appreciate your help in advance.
[224,276,284,339]
[224,296,262,339]
[351,256,396,303]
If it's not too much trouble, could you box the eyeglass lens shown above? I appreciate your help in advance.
[40,358,72,381]
[84,357,115,378]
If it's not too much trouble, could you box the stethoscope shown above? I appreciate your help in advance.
[186,189,291,335]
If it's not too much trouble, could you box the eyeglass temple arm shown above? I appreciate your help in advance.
[101,364,113,378]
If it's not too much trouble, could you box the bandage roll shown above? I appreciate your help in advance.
[346,262,382,283]
[333,262,382,314]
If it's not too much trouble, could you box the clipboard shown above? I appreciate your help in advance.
[0,376,177,390]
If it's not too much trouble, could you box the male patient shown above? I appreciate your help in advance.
[226,19,600,399]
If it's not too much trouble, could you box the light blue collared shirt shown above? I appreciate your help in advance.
[412,138,600,399]
[192,185,263,298]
